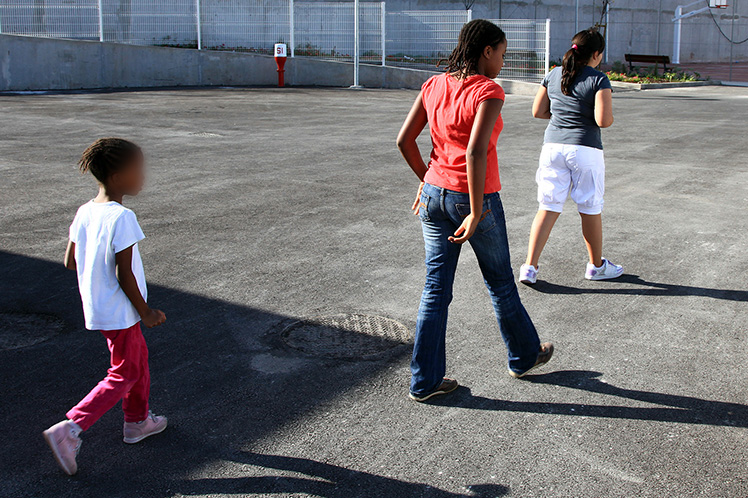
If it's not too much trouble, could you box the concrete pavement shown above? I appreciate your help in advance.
[1,85,747,497]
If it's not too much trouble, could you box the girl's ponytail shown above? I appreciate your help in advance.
[560,28,605,96]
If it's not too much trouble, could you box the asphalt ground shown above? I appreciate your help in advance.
[1,84,747,498]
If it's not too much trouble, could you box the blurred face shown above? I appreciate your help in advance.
[484,40,507,79]
[109,150,145,196]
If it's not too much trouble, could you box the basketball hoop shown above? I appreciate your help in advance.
[673,0,730,63]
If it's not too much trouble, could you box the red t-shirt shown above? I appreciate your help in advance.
[421,73,505,194]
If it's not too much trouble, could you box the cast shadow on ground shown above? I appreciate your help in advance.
[178,452,510,497]
[529,274,747,302]
[2,250,502,497]
[428,370,748,428]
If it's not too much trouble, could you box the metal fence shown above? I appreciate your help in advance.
[0,0,550,83]
[489,19,550,83]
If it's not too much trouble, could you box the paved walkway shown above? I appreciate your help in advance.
[1,85,747,497]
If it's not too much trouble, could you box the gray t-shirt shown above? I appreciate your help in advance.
[542,65,612,150]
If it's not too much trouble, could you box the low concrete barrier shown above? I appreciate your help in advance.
[0,34,441,92]
[1,34,539,94]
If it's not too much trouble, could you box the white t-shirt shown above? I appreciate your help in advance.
[69,201,147,331]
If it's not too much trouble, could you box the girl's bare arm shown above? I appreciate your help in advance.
[396,91,429,181]
[64,240,76,270]
[115,245,166,328]
[532,86,552,119]
[595,88,614,128]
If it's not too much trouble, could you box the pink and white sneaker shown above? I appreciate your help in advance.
[585,258,624,281]
[519,264,538,285]
[123,411,168,444]
[43,420,82,476]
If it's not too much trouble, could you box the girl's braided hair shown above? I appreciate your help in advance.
[445,19,506,76]
[78,137,141,183]
[561,28,606,96]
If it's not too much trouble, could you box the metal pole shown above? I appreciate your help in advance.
[352,0,361,87]
[656,0,663,54]
[673,5,682,64]
[290,0,295,58]
[545,18,551,75]
[575,0,580,33]
[381,1,386,66]
[97,0,104,42]
[195,0,202,50]
[604,1,609,63]
[467,9,472,22]
[729,0,736,81]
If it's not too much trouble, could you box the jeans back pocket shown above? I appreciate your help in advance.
[454,200,497,233]
[418,193,432,222]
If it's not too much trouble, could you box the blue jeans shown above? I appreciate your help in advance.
[410,183,541,396]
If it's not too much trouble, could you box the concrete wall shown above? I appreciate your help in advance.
[0,33,443,91]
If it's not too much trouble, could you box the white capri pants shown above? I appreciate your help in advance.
[536,143,605,215]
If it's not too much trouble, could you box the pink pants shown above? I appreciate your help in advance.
[67,322,150,431]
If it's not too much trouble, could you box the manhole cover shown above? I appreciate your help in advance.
[0,312,65,350]
[280,314,411,359]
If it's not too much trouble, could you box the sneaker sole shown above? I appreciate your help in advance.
[43,430,75,476]
[585,269,624,281]
[409,384,458,402]
[509,352,554,379]
[123,423,167,444]
[519,278,537,285]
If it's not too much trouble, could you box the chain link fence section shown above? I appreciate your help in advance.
[384,10,470,69]
[293,1,382,64]
[101,0,197,47]
[200,0,289,55]
[0,0,100,40]
[488,18,550,84]
[0,1,550,83]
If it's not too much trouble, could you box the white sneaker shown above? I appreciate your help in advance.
[519,264,538,285]
[585,258,623,280]
[43,420,82,476]
[123,411,168,444]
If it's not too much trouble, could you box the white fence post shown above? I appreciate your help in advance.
[673,5,682,64]
[381,1,386,66]
[195,0,201,50]
[545,18,551,75]
[97,0,104,42]
[289,0,295,57]
[352,0,361,87]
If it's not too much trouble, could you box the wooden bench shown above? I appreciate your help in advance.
[624,54,671,72]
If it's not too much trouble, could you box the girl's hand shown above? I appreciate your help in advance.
[449,213,480,244]
[411,181,425,215]
[142,308,166,328]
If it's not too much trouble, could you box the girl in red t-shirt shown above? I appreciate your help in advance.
[397,20,553,402]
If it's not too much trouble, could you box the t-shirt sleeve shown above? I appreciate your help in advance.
[476,81,505,107]
[542,70,552,88]
[596,72,612,92]
[111,210,145,254]
[68,215,80,243]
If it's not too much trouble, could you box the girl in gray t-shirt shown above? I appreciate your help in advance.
[519,28,624,285]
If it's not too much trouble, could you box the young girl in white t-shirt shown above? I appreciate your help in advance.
[43,138,168,476]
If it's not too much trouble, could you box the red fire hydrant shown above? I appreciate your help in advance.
[274,43,287,88]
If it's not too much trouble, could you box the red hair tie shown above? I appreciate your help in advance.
[571,44,578,50]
